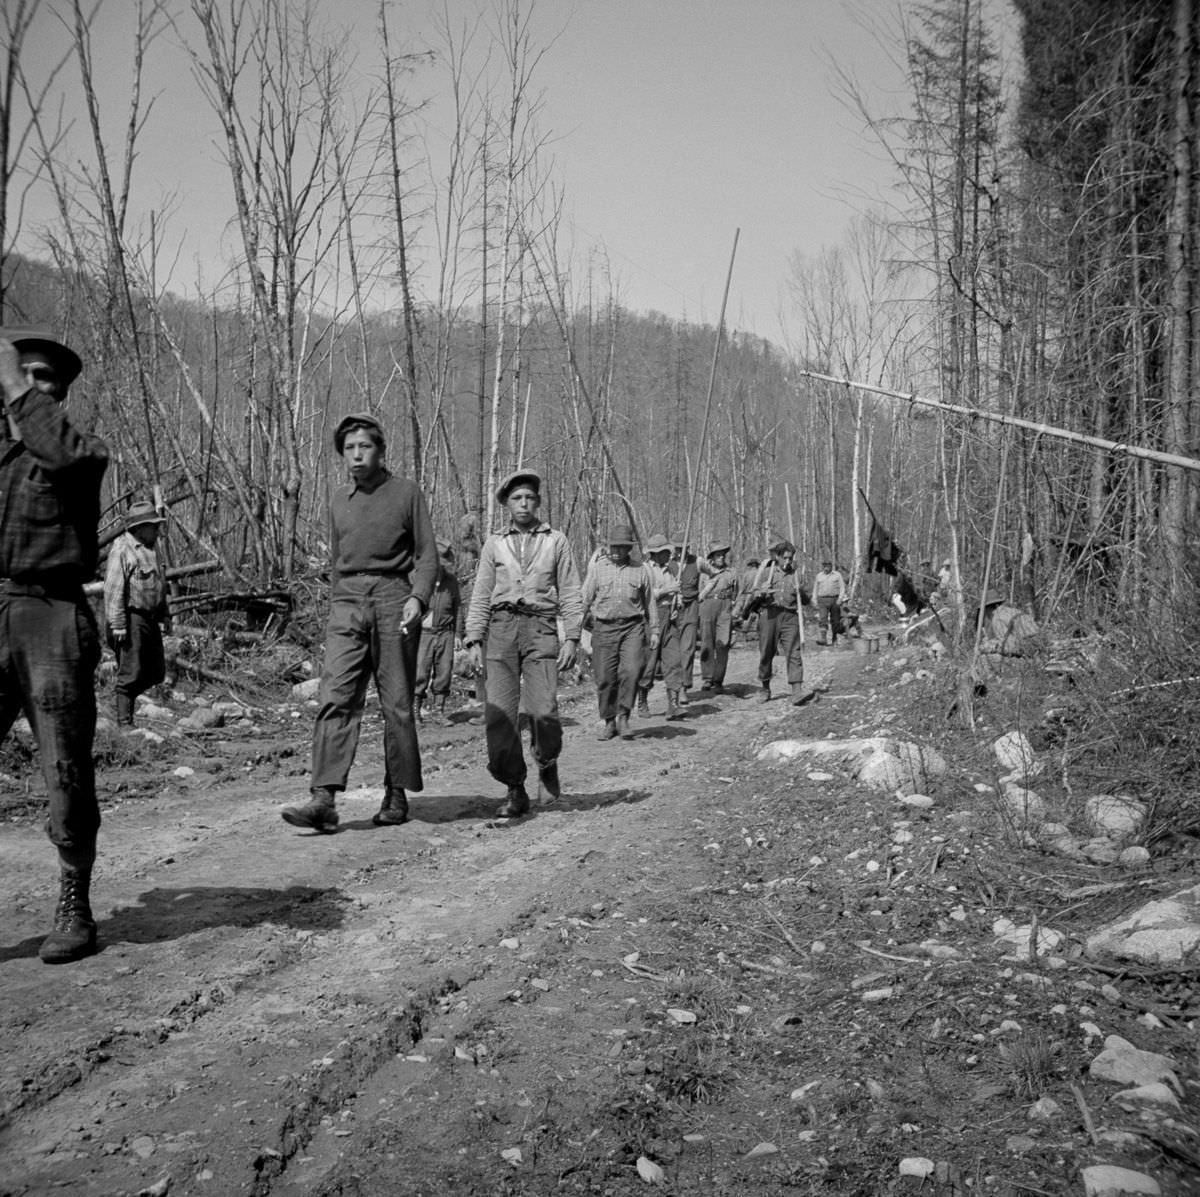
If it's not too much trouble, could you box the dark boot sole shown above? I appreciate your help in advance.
[281,811,339,833]
[40,934,98,965]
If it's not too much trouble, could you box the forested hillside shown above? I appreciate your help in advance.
[1,0,1196,628]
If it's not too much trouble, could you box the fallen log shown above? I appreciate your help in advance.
[84,559,220,597]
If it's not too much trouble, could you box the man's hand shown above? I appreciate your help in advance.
[401,596,423,629]
[557,639,578,671]
[649,631,660,651]
[466,642,483,673]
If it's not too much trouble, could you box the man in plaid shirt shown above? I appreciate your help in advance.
[0,328,108,964]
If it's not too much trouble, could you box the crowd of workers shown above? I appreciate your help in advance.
[0,329,1041,967]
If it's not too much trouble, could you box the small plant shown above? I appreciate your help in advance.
[997,1032,1061,1098]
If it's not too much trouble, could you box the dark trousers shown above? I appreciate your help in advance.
[591,617,646,720]
[675,601,698,688]
[0,593,100,856]
[483,610,561,786]
[758,605,805,686]
[640,601,683,691]
[415,627,455,700]
[311,575,423,795]
[816,595,841,642]
[698,598,732,686]
[114,609,165,722]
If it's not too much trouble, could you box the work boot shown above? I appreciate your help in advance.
[757,684,771,703]
[790,682,816,706]
[497,784,530,818]
[676,688,690,707]
[665,689,681,719]
[597,720,618,741]
[115,693,134,727]
[281,788,339,833]
[538,761,561,800]
[372,789,409,826]
[40,860,97,965]
[616,712,632,740]
[636,687,650,717]
[436,695,448,720]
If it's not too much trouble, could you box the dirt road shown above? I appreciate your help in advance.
[1,641,856,1195]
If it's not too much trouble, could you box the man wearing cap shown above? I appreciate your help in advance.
[281,412,438,833]
[581,525,659,740]
[812,559,847,647]
[414,539,462,723]
[464,470,582,815]
[749,538,813,705]
[636,533,684,719]
[667,534,702,702]
[104,501,170,727]
[697,540,737,692]
[0,328,108,964]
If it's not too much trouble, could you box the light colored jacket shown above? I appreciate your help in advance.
[103,531,166,634]
[581,557,658,633]
[465,522,583,643]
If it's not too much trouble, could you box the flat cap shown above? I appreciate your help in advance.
[496,469,541,503]
[334,412,385,453]
[0,326,82,387]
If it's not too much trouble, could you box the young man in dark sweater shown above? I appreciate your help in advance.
[281,413,438,833]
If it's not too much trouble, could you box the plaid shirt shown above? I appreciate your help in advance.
[581,556,658,632]
[0,388,108,585]
[104,531,167,633]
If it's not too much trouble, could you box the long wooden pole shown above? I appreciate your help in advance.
[680,228,740,557]
[784,482,805,646]
[798,370,1200,475]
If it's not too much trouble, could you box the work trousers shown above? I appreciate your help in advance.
[675,600,698,689]
[415,627,455,701]
[698,598,733,687]
[483,609,561,786]
[114,609,165,723]
[591,616,646,720]
[640,601,683,691]
[758,604,805,686]
[816,595,841,643]
[311,574,423,795]
[0,591,100,856]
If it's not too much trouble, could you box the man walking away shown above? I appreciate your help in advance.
[464,470,582,817]
[697,540,737,691]
[581,525,658,740]
[281,412,437,833]
[105,501,169,727]
[0,327,108,964]
[414,539,462,723]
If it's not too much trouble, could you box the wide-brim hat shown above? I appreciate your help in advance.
[125,500,165,531]
[707,540,731,557]
[768,537,795,554]
[644,533,671,553]
[669,532,689,549]
[607,524,636,547]
[981,588,1005,607]
[497,469,541,504]
[334,411,384,452]
[0,326,82,387]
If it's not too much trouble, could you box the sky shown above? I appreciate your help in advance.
[17,0,917,343]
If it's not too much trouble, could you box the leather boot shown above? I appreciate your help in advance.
[436,695,448,720]
[791,682,815,706]
[636,687,650,717]
[597,720,618,741]
[497,784,530,818]
[115,693,134,727]
[676,688,690,707]
[666,689,681,719]
[616,712,632,739]
[372,789,409,826]
[538,761,561,800]
[757,684,771,703]
[281,788,339,833]
[40,855,97,964]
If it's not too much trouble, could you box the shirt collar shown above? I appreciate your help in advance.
[349,466,391,495]
[504,519,550,535]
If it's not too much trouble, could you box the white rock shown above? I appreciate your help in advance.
[129,728,165,745]
[898,794,935,809]
[992,918,1065,958]
[756,736,892,764]
[1028,1097,1062,1121]
[1088,1035,1180,1092]
[1082,838,1120,865]
[1084,794,1145,842]
[1002,786,1046,825]
[1080,1164,1160,1196]
[172,766,195,779]
[894,741,948,780]
[179,707,224,730]
[1086,883,1200,965]
[292,678,321,700]
[1118,846,1151,869]
[1112,1081,1181,1111]
[899,1158,935,1179]
[856,750,910,793]
[138,702,174,721]
[994,730,1037,775]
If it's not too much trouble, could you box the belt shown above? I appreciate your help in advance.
[492,603,548,616]
[0,578,84,601]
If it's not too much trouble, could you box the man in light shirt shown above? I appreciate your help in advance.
[637,533,684,719]
[464,470,582,816]
[812,559,847,647]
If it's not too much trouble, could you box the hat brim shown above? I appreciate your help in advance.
[496,471,542,503]
[0,328,82,387]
